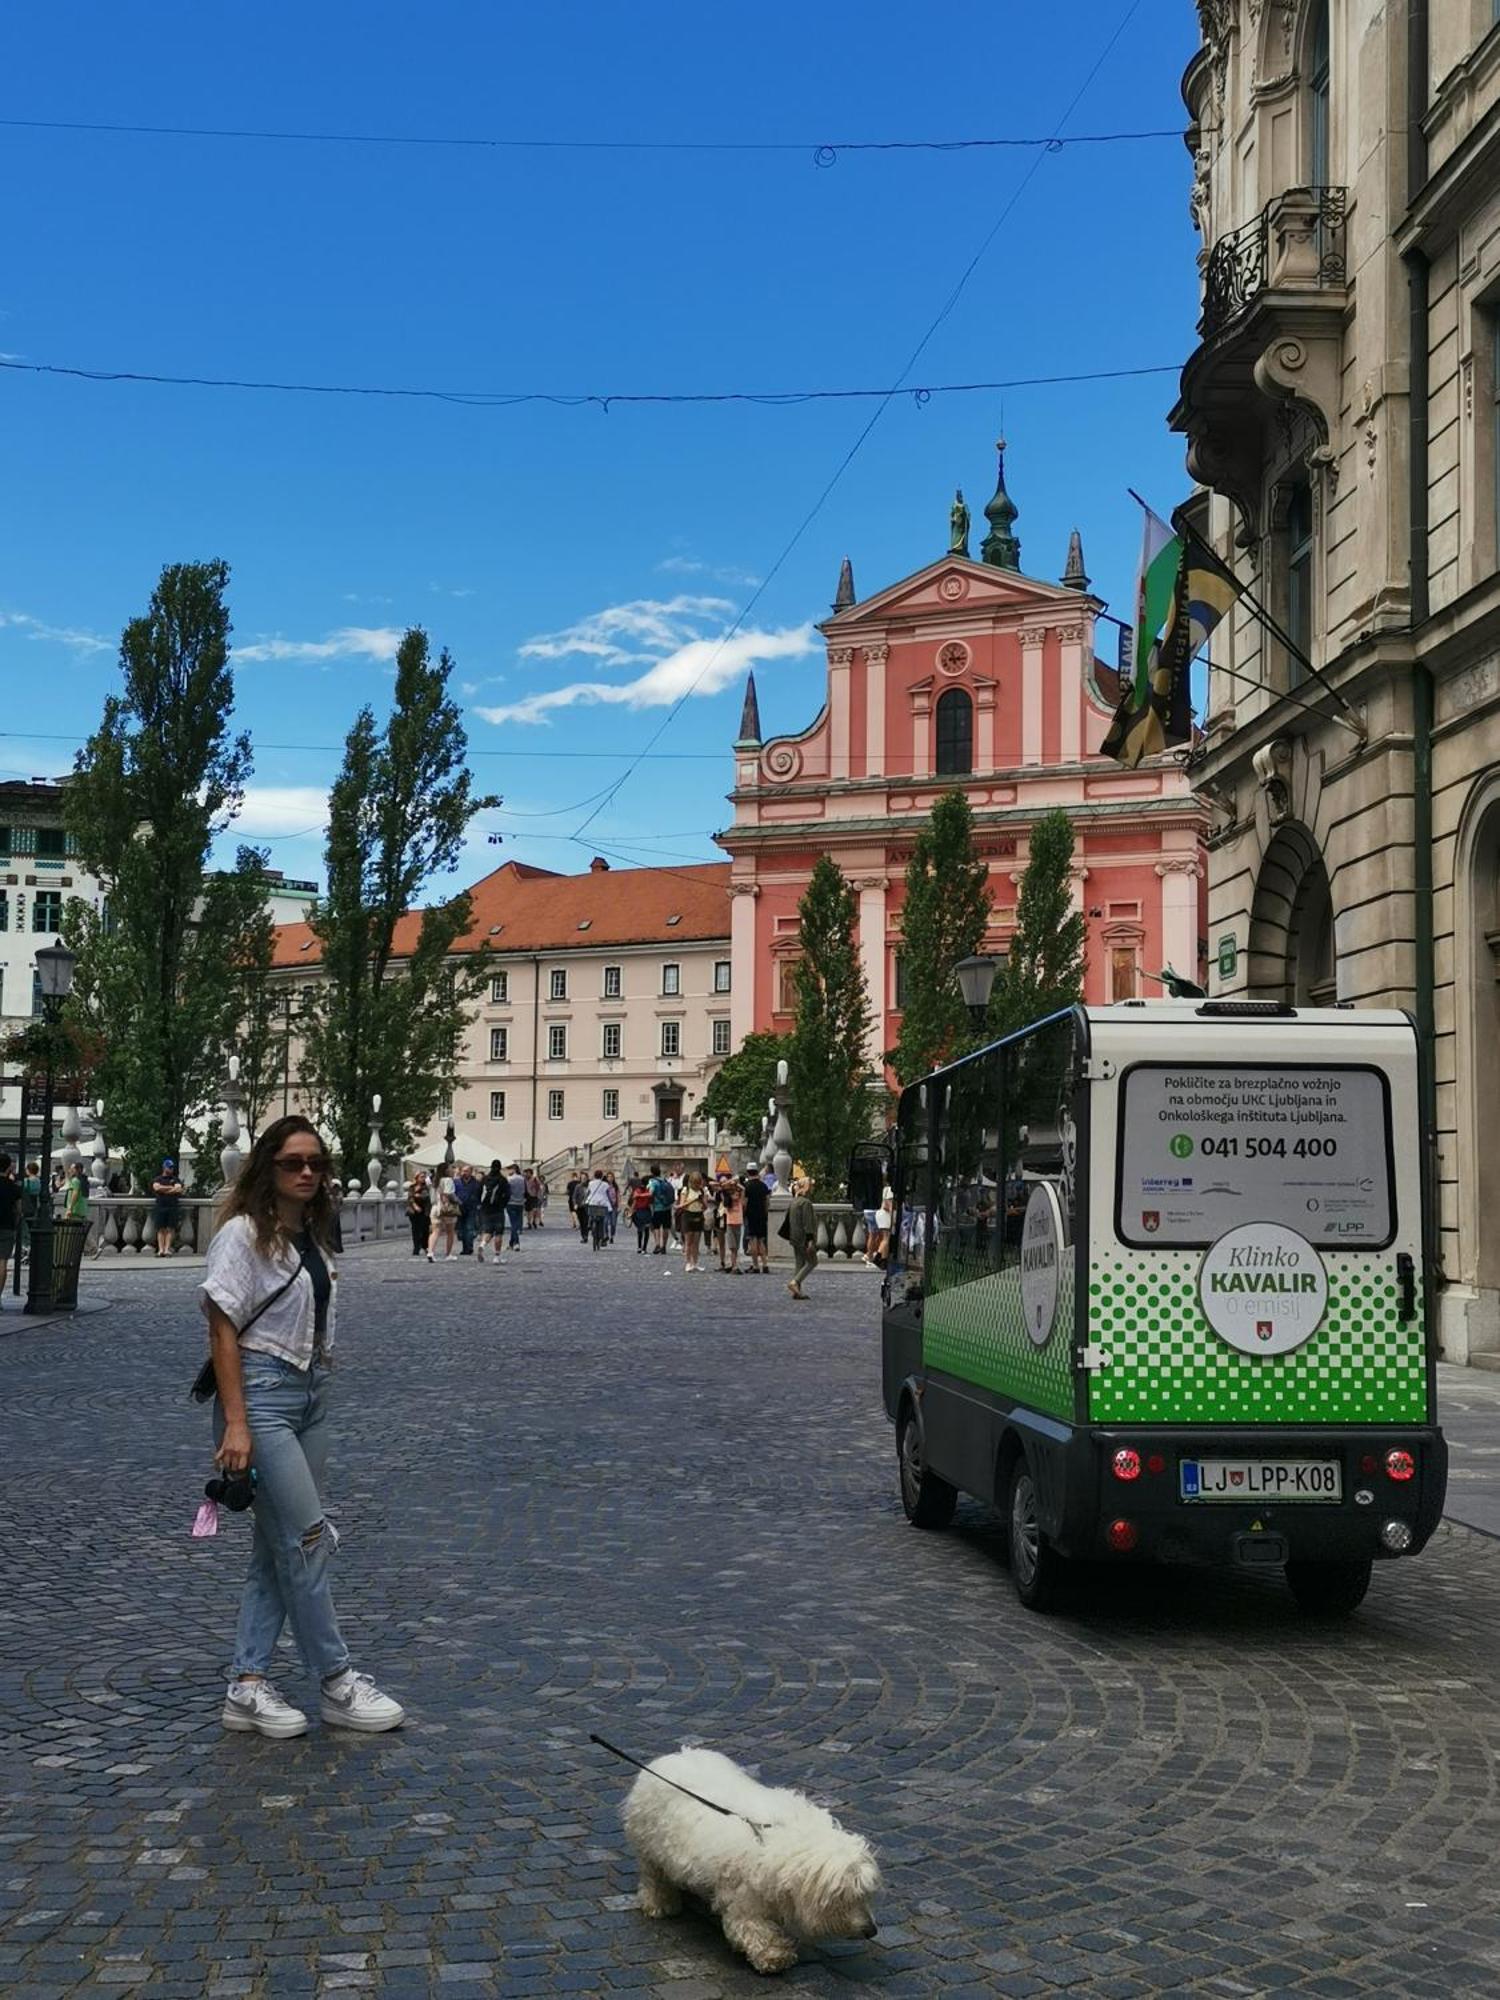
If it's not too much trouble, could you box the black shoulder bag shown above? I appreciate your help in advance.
[189,1250,308,1403]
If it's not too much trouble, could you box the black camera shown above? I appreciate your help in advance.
[204,1467,257,1511]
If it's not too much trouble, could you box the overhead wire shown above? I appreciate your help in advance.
[0,114,1180,161]
[566,0,1147,844]
[0,356,1180,410]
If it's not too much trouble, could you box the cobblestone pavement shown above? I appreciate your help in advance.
[4,1231,1500,1999]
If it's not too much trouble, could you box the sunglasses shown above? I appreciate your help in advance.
[274,1154,330,1176]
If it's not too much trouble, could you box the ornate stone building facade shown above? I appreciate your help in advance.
[1177,1,1500,1362]
[719,446,1210,1065]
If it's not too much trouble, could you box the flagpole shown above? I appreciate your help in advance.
[1168,506,1365,741]
[1096,611,1364,739]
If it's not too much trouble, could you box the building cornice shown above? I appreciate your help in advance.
[1397,76,1500,253]
[717,798,1209,850]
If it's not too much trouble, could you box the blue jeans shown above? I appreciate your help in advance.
[507,1202,524,1248]
[215,1355,351,1683]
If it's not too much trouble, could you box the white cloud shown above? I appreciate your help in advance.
[235,625,404,665]
[235,785,332,838]
[430,583,476,599]
[477,612,815,727]
[0,609,112,655]
[340,591,394,605]
[657,555,762,587]
[517,594,734,668]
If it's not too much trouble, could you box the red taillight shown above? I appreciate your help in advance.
[1106,1518,1138,1553]
[1385,1448,1416,1482]
[1111,1448,1141,1482]
[1360,1454,1378,1475]
[1146,1453,1166,1476]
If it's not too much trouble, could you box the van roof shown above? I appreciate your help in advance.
[1082,1002,1412,1028]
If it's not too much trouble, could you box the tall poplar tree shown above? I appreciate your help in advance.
[231,867,285,1136]
[988,810,1086,1038]
[300,629,498,1168]
[65,560,266,1181]
[889,790,992,1083]
[788,857,875,1188]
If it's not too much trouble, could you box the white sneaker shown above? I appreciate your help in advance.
[426,1252,434,1262]
[320,1669,405,1733]
[221,1678,308,1738]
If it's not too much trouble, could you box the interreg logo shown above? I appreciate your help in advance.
[1198,1222,1328,1356]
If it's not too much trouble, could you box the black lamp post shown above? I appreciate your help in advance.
[443,1120,456,1175]
[955,953,999,1029]
[25,936,77,1315]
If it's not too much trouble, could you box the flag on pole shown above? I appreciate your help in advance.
[1101,503,1243,767]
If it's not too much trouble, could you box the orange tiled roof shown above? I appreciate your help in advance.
[271,858,730,969]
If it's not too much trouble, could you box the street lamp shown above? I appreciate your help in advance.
[25,937,77,1315]
[955,953,999,1026]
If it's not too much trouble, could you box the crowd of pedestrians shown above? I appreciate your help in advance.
[404,1162,547,1264]
[561,1165,784,1278]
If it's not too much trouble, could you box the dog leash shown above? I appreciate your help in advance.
[590,1732,771,1839]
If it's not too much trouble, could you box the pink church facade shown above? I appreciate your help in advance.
[719,469,1209,1068]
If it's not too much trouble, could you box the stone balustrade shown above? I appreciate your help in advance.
[82,1188,408,1257]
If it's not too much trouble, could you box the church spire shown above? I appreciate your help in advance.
[832,555,856,613]
[735,672,762,748]
[1062,527,1090,592]
[980,436,1022,571]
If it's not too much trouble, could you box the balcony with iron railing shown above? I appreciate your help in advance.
[1173,186,1350,534]
[1198,186,1348,340]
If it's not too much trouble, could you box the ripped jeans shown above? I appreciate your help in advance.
[214,1354,351,1683]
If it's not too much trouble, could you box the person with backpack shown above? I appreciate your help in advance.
[646,1167,674,1253]
[477,1162,508,1264]
[629,1178,654,1253]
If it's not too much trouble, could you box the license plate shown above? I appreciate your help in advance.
[1179,1458,1343,1503]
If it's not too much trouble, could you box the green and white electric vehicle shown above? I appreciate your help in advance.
[870,1000,1447,1614]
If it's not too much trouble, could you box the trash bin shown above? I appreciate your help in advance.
[44,1216,91,1312]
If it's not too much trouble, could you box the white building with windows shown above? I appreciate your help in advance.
[1177,2,1500,1362]
[271,856,733,1169]
[0,781,107,1152]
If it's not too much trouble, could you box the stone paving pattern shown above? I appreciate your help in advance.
[3,1230,1500,1997]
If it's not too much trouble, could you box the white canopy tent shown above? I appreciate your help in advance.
[403,1132,502,1171]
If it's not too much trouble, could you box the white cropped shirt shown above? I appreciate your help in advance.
[199,1214,338,1369]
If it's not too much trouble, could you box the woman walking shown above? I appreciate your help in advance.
[428,1174,459,1262]
[151,1158,184,1258]
[404,1172,431,1257]
[201,1114,403,1738]
[678,1172,707,1273]
[785,1174,818,1300]
[630,1178,653,1253]
[584,1171,612,1250]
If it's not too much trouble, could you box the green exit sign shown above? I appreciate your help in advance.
[1217,934,1238,982]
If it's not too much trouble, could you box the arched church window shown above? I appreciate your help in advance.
[1308,1,1330,185]
[934,687,974,776]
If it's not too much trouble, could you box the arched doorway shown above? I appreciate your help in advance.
[1247,822,1336,1004]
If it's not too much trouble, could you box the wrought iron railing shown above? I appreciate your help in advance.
[1199,186,1347,338]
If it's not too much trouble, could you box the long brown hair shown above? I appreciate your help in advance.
[218,1115,337,1255]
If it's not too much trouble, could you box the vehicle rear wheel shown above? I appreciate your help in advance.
[897,1407,957,1529]
[1284,1556,1373,1617]
[1008,1461,1069,1612]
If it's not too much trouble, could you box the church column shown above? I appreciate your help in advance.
[863,643,888,779]
[1019,626,1047,766]
[729,883,760,1046]
[912,688,933,778]
[975,679,997,772]
[1156,857,1201,980]
[855,877,887,1068]
[1058,622,1085,762]
[829,646,853,779]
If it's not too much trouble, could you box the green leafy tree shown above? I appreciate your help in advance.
[698,1029,791,1148]
[229,855,285,1137]
[300,628,498,1168]
[64,560,266,1182]
[889,789,992,1083]
[988,810,1086,1039]
[788,856,876,1188]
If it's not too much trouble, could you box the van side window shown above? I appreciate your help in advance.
[929,1048,1005,1300]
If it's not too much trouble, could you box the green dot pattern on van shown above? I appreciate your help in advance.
[1085,1250,1428,1425]
[922,1259,1074,1421]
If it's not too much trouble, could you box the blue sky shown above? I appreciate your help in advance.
[1,0,1201,895]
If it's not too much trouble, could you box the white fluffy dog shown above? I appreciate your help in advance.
[621,1746,881,1975]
